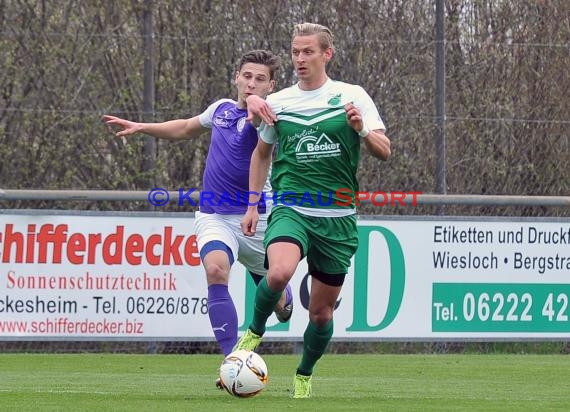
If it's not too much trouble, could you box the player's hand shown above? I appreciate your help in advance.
[241,209,260,237]
[344,103,364,134]
[102,115,142,137]
[246,95,277,126]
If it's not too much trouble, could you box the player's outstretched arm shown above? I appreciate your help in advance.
[103,115,207,141]
[245,95,277,127]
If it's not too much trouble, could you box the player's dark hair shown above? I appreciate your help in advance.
[238,50,281,80]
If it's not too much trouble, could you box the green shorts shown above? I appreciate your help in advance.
[264,206,358,275]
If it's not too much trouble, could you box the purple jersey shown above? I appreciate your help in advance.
[198,99,270,214]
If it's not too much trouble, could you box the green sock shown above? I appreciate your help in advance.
[250,276,281,336]
[297,320,333,376]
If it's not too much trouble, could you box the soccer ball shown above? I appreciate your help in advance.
[219,349,268,397]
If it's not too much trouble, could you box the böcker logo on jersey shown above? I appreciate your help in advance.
[295,133,341,163]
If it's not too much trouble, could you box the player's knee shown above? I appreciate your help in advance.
[266,266,294,290]
[308,307,333,327]
[204,262,230,284]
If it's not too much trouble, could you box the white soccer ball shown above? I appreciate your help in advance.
[219,349,268,397]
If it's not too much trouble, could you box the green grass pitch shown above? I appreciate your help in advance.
[1,353,570,411]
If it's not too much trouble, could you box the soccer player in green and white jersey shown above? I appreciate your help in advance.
[237,23,391,398]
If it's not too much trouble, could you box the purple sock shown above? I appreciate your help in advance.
[285,283,293,306]
[207,284,238,356]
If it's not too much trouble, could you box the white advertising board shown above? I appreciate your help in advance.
[1,212,569,340]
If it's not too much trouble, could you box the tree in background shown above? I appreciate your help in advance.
[0,0,568,216]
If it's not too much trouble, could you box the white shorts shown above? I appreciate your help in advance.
[194,211,268,276]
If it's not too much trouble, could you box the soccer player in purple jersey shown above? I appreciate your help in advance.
[103,50,293,367]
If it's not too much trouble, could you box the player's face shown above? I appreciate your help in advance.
[234,63,275,108]
[291,34,332,86]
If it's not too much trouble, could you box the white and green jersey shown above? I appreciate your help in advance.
[259,78,385,217]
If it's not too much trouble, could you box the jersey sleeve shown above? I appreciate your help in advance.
[198,98,235,128]
[257,122,278,144]
[353,86,386,131]
[257,95,279,144]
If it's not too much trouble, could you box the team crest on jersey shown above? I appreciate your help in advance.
[327,93,342,106]
[294,133,341,163]
[237,117,246,132]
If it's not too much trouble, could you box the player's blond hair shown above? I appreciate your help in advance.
[293,22,335,53]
